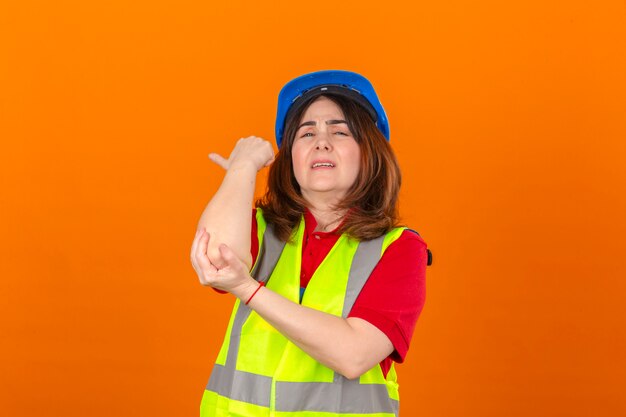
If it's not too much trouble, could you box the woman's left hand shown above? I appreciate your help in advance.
[191,228,258,299]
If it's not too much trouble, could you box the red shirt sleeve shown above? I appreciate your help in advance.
[250,209,259,267]
[347,230,428,374]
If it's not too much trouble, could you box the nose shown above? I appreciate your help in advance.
[314,130,332,151]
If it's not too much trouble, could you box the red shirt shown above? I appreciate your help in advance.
[251,209,427,377]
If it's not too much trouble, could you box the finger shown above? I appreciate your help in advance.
[194,228,209,259]
[194,229,211,270]
[198,231,219,274]
[195,231,219,282]
[208,153,229,170]
[191,228,208,277]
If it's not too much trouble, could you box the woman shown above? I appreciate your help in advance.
[190,70,430,417]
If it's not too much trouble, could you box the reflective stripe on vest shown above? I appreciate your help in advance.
[203,212,403,416]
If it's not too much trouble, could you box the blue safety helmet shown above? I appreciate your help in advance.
[275,70,390,147]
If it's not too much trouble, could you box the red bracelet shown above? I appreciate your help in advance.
[245,282,265,305]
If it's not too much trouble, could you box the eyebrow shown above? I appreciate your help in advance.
[297,119,347,130]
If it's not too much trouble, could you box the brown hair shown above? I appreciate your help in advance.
[256,94,402,242]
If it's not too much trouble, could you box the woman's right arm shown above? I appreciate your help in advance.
[194,136,274,270]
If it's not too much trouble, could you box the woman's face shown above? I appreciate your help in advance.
[291,96,361,204]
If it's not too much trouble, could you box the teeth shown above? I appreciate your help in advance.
[312,162,334,168]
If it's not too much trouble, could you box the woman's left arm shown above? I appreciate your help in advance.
[246,281,393,380]
[191,229,393,380]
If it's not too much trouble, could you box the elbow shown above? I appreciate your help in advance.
[335,358,370,381]
[339,369,362,381]
[331,320,391,380]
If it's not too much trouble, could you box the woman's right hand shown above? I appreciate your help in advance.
[208,136,275,172]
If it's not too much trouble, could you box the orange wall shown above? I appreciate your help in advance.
[1,1,625,416]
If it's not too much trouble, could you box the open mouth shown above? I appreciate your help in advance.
[311,162,335,168]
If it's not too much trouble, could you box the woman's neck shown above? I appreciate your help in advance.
[302,190,349,232]
[308,205,347,233]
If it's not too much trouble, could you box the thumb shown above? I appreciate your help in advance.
[263,156,275,167]
[218,244,244,271]
[208,153,229,170]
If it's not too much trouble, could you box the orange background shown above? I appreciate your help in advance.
[1,1,625,416]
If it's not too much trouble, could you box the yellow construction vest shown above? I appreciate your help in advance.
[201,208,406,417]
